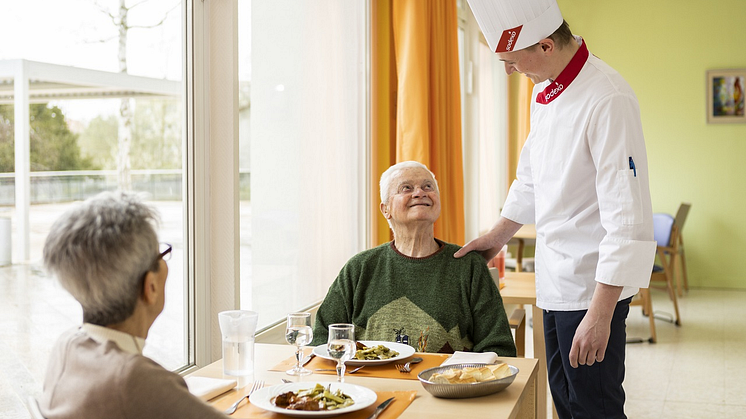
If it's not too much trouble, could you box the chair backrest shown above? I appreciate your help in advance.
[674,202,691,233]
[653,213,675,247]
[27,396,46,419]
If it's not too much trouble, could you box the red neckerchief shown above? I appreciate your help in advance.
[535,40,589,105]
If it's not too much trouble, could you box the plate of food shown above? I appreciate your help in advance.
[312,340,416,366]
[249,382,377,417]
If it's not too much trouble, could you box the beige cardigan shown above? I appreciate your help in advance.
[40,327,225,419]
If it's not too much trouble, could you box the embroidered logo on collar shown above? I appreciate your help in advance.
[536,40,589,105]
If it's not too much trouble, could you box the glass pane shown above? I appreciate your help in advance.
[0,1,188,408]
[239,0,366,329]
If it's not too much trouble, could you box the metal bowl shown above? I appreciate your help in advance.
[417,363,519,399]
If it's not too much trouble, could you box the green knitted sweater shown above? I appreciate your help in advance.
[311,240,516,356]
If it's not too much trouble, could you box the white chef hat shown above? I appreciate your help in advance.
[467,0,564,53]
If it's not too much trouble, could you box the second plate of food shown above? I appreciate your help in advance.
[312,340,415,366]
[249,382,377,417]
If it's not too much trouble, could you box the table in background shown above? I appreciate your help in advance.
[508,224,536,272]
[188,343,539,419]
[500,271,557,419]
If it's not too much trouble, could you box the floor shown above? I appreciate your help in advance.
[1,261,745,418]
[623,288,746,419]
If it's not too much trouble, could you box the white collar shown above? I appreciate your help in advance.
[82,323,146,355]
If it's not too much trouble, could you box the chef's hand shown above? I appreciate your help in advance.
[454,233,503,260]
[568,283,623,368]
[453,217,523,260]
[568,311,611,368]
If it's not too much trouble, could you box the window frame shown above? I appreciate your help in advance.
[182,0,241,372]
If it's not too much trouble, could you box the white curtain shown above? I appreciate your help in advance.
[247,0,366,328]
[477,43,508,234]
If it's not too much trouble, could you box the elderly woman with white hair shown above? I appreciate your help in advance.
[311,161,515,356]
[39,191,225,419]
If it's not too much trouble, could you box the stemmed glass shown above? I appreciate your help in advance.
[285,312,314,376]
[327,323,355,382]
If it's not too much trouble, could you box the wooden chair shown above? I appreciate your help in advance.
[673,203,692,296]
[489,268,526,356]
[631,204,690,343]
[508,307,526,357]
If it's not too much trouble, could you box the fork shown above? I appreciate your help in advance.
[224,379,264,415]
[395,357,423,373]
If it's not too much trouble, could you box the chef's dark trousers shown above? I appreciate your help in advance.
[543,297,631,419]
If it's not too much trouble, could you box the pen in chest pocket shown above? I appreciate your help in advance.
[628,156,636,177]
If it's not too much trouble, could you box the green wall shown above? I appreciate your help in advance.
[558,0,746,289]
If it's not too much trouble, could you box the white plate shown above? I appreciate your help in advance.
[312,340,416,366]
[248,382,377,417]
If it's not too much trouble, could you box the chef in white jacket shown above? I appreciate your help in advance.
[455,1,656,418]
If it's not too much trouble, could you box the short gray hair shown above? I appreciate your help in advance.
[43,191,160,326]
[379,161,438,204]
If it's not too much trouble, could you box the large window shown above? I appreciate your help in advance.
[238,0,368,329]
[0,0,190,401]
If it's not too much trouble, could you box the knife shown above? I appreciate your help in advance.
[366,397,395,419]
[300,353,316,367]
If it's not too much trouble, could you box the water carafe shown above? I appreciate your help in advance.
[218,310,258,376]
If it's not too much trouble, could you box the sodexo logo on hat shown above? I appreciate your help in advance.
[467,0,564,53]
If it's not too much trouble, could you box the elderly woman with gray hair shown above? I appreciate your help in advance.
[39,191,225,419]
[311,161,515,356]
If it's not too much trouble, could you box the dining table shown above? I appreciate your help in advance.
[187,343,539,419]
[508,224,536,272]
[499,271,557,419]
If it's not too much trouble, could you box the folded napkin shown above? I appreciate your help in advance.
[185,376,237,401]
[441,351,499,366]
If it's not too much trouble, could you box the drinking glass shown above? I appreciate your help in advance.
[327,323,355,382]
[285,312,314,376]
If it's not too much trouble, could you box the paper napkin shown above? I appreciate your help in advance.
[441,351,499,366]
[185,376,237,401]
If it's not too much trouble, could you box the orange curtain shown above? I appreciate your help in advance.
[370,0,465,247]
[507,74,533,184]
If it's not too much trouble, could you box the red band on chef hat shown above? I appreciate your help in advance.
[467,0,564,53]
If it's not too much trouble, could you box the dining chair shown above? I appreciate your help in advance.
[673,203,692,296]
[26,396,46,419]
[630,205,689,343]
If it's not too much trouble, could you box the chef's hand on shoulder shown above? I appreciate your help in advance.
[454,217,523,260]
[569,283,623,368]
[454,233,502,260]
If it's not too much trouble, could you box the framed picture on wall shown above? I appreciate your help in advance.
[707,69,746,123]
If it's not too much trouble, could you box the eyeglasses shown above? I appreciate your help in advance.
[159,242,172,261]
[138,243,172,293]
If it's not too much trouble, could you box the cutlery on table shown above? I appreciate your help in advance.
[300,353,316,367]
[395,357,423,373]
[315,365,365,374]
[366,397,395,419]
[224,379,264,415]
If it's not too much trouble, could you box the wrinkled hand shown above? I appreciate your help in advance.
[568,312,611,368]
[454,218,523,260]
[453,234,501,260]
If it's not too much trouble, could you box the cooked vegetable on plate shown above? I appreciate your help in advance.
[354,342,399,360]
[272,383,355,411]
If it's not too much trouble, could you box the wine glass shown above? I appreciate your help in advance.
[327,323,355,382]
[285,312,313,376]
